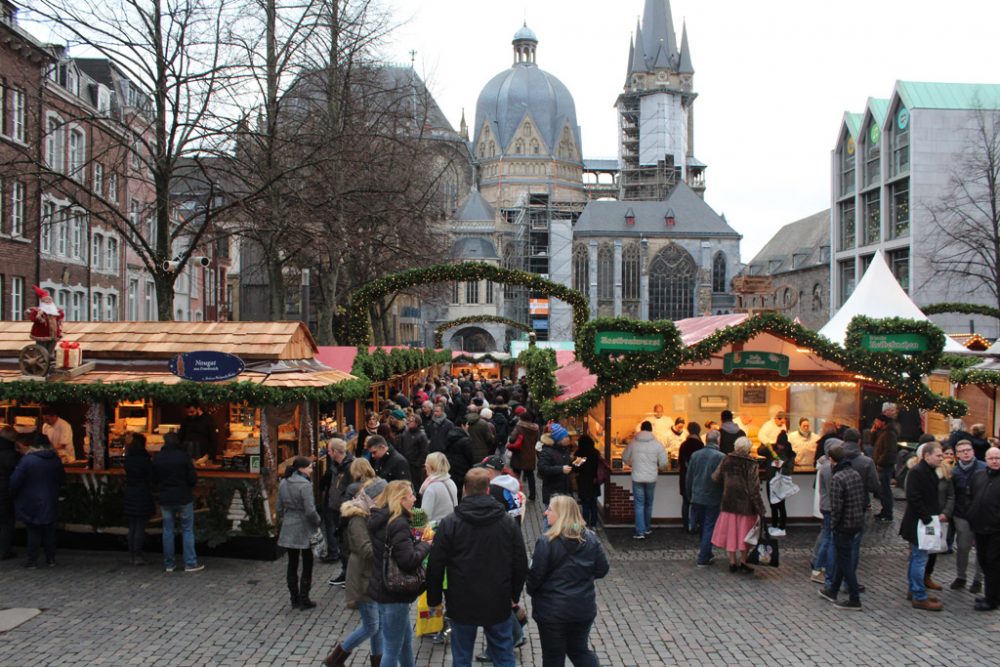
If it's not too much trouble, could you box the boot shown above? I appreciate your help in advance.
[288,575,300,609]
[322,643,351,667]
[924,576,942,591]
[298,571,316,609]
[370,656,381,667]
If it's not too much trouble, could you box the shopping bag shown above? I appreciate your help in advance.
[747,535,780,567]
[309,528,326,559]
[414,591,444,636]
[768,473,800,504]
[917,516,948,554]
[744,516,761,546]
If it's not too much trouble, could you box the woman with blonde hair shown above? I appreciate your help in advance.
[419,452,457,523]
[345,457,377,498]
[711,436,766,573]
[367,480,431,667]
[526,495,609,667]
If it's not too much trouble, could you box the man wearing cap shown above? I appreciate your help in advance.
[366,435,411,486]
[623,421,668,540]
[872,413,899,522]
[477,455,524,525]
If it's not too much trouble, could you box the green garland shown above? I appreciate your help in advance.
[350,347,451,383]
[517,346,558,407]
[433,316,531,349]
[346,262,589,346]
[576,317,684,390]
[923,302,1000,320]
[451,352,514,365]
[843,316,945,377]
[0,376,372,406]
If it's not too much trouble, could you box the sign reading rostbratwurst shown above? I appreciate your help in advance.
[594,331,666,354]
[168,351,245,382]
[722,351,790,377]
[860,333,929,353]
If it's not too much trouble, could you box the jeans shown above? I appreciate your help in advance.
[690,503,720,564]
[511,610,524,646]
[515,468,536,500]
[579,495,599,528]
[954,516,983,583]
[378,601,415,667]
[829,530,861,602]
[0,512,13,558]
[633,481,656,536]
[161,502,198,569]
[813,511,832,572]
[877,467,894,518]
[536,619,599,667]
[451,616,515,667]
[342,600,383,655]
[908,543,930,601]
[127,515,149,556]
[25,522,56,565]
[825,521,863,592]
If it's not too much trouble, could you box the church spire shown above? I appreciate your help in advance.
[678,21,693,74]
[459,108,468,141]
[641,0,678,70]
[630,18,646,73]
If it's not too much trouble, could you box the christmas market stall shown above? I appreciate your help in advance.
[450,351,513,381]
[536,313,963,526]
[0,321,367,558]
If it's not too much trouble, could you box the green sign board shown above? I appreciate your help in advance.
[722,351,790,377]
[594,331,666,354]
[860,333,929,353]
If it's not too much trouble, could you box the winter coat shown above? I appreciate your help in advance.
[276,472,322,550]
[952,459,987,518]
[397,427,430,485]
[178,411,219,460]
[443,426,477,490]
[938,472,955,519]
[686,444,725,507]
[900,460,941,545]
[526,530,609,624]
[842,440,880,501]
[367,506,431,604]
[509,420,539,471]
[831,460,866,533]
[718,421,745,455]
[341,500,375,607]
[419,475,458,524]
[425,493,528,626]
[537,443,573,504]
[151,443,197,507]
[760,445,795,481]
[622,432,667,484]
[0,436,21,517]
[491,408,512,450]
[574,443,601,499]
[872,426,899,469]
[969,468,1000,534]
[356,424,395,457]
[712,453,764,517]
[320,453,354,512]
[122,451,155,517]
[678,435,704,496]
[372,446,412,485]
[465,413,495,461]
[9,449,65,525]
[426,417,454,454]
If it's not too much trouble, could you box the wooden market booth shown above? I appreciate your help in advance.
[450,351,512,381]
[553,314,940,526]
[0,321,365,558]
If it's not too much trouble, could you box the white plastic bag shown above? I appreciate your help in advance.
[769,473,800,505]
[917,516,948,554]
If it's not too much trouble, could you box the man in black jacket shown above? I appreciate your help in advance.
[899,442,944,611]
[178,401,218,461]
[443,418,476,500]
[0,426,20,560]
[152,432,202,572]
[426,468,528,667]
[969,447,1000,611]
[366,436,411,486]
[425,403,454,454]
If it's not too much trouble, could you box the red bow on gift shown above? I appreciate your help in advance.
[58,341,80,350]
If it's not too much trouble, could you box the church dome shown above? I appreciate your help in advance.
[473,28,581,161]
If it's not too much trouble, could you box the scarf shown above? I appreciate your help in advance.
[432,414,446,425]
[958,458,975,471]
[419,472,451,496]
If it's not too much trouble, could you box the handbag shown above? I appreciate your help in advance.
[595,456,612,486]
[383,534,426,596]
[309,527,326,559]
[747,535,780,567]
[744,516,761,546]
[507,433,524,452]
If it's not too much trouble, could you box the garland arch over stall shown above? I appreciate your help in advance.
[347,262,590,346]
[922,302,1000,320]
[433,316,532,349]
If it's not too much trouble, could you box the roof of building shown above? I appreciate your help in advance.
[513,23,537,42]
[451,237,499,261]
[628,0,680,73]
[747,210,830,275]
[866,97,890,126]
[455,189,495,222]
[678,22,693,74]
[583,158,619,171]
[843,112,863,138]
[896,81,1000,110]
[574,182,740,238]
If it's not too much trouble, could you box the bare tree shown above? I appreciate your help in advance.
[925,108,1000,309]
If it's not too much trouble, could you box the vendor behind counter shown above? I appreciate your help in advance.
[178,401,219,461]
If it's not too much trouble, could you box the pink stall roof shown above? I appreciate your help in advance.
[315,346,416,374]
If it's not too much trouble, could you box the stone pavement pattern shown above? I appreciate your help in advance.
[1,502,999,666]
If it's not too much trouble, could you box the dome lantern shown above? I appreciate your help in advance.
[512,22,537,65]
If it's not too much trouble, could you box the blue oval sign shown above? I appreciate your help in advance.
[168,351,245,382]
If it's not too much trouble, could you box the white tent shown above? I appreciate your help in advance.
[819,250,967,353]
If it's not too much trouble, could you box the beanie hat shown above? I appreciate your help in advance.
[514,406,527,416]
[480,408,493,420]
[549,423,568,444]
[390,408,406,420]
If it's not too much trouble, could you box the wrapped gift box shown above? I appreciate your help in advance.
[58,341,83,369]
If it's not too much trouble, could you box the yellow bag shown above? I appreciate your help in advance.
[415,591,444,636]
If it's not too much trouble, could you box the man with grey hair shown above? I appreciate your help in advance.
[687,429,725,566]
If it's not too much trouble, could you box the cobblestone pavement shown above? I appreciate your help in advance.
[2,500,999,667]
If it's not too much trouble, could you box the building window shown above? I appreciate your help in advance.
[128,279,138,320]
[10,181,23,237]
[106,237,119,274]
[890,105,910,176]
[572,245,589,293]
[68,129,85,182]
[11,88,24,142]
[648,244,696,320]
[889,248,910,291]
[45,116,63,171]
[811,283,822,312]
[862,190,880,246]
[11,276,23,320]
[839,260,856,305]
[108,173,118,203]
[623,243,640,300]
[451,281,459,304]
[860,254,874,276]
[71,292,83,321]
[71,212,84,260]
[863,121,881,188]
[93,163,103,196]
[711,251,727,293]
[838,199,856,250]
[105,293,117,321]
[41,202,54,253]
[890,178,909,239]
[56,209,68,256]
[839,134,856,197]
[92,234,103,269]
[485,280,495,304]
[144,281,155,320]
[597,245,613,301]
[91,292,102,321]
[465,280,479,305]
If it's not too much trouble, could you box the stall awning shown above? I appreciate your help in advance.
[554,361,598,403]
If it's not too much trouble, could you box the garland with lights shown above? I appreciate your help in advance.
[922,302,1000,320]
[452,352,515,365]
[346,262,590,346]
[517,346,558,407]
[576,317,684,390]
[351,347,452,383]
[433,316,532,349]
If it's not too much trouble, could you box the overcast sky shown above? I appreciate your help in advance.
[384,0,1000,260]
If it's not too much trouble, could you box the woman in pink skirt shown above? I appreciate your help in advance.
[711,437,765,573]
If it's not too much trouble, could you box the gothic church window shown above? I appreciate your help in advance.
[712,251,727,293]
[649,244,696,320]
[622,243,639,300]
[573,245,589,293]
[597,244,613,301]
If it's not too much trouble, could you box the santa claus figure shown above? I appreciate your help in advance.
[28,285,64,344]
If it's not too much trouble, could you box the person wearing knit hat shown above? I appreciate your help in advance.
[537,423,574,505]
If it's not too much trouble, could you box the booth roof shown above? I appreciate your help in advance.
[315,346,423,374]
[0,367,359,388]
[0,321,319,360]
